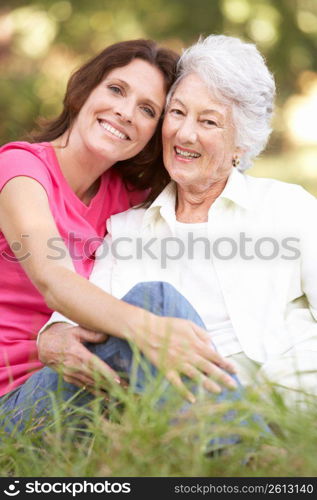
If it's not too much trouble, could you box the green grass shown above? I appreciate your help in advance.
[1,375,317,477]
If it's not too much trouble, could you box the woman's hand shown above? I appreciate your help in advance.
[130,314,238,402]
[37,322,121,391]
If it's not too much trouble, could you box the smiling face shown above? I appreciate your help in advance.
[70,58,166,166]
[162,73,239,191]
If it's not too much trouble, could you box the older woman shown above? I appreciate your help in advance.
[159,35,317,404]
[46,34,317,406]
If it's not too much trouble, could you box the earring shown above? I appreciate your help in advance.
[232,155,240,167]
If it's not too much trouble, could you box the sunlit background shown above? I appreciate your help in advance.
[1,0,316,193]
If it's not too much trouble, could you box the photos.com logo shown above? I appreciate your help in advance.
[4,481,131,496]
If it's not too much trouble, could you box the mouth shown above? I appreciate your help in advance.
[98,119,130,140]
[174,146,201,161]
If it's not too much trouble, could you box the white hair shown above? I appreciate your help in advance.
[166,35,276,171]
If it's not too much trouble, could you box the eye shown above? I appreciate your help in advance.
[202,119,217,127]
[170,108,184,116]
[108,85,123,95]
[141,105,156,118]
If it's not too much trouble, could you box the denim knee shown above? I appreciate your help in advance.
[124,281,177,300]
[123,281,205,327]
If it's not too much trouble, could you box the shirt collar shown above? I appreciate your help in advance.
[217,167,252,210]
[142,182,176,230]
[142,167,251,229]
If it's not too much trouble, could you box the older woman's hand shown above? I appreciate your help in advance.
[132,314,238,402]
[37,322,121,390]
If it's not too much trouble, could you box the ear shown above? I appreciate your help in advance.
[232,147,246,168]
[232,147,247,168]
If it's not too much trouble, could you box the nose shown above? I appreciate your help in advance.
[176,117,197,144]
[114,97,134,124]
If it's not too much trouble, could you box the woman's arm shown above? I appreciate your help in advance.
[0,177,237,398]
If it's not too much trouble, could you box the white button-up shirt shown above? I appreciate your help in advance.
[47,168,317,363]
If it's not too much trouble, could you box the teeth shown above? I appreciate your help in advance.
[175,147,200,158]
[99,120,128,140]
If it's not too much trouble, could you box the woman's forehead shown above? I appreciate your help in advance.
[171,74,231,115]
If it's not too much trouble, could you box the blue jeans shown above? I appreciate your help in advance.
[0,282,257,442]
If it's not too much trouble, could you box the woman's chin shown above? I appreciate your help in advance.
[167,167,193,185]
[170,172,197,188]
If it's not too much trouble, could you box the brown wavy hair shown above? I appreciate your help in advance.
[33,39,179,206]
